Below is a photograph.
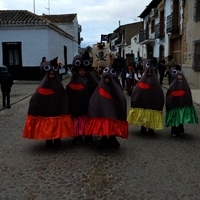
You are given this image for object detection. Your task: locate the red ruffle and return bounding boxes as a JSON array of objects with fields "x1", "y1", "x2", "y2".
[
  {"x1": 23, "y1": 115, "x2": 74, "y2": 140},
  {"x1": 83, "y1": 118, "x2": 128, "y2": 138}
]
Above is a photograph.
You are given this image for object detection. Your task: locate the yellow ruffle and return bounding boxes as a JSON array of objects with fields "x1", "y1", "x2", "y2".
[{"x1": 127, "y1": 108, "x2": 164, "y2": 130}]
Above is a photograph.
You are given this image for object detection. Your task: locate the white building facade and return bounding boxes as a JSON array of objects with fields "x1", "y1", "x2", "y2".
[{"x1": 0, "y1": 10, "x2": 80, "y2": 80}]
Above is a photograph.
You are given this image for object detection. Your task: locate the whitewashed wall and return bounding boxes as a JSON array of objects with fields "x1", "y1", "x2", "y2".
[
  {"x1": 0, "y1": 25, "x2": 77, "y2": 67},
  {"x1": 47, "y1": 28, "x2": 74, "y2": 64}
]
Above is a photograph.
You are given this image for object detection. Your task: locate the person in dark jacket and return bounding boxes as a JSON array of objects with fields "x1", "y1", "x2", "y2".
[
  {"x1": 113, "y1": 52, "x2": 125, "y2": 89},
  {"x1": 158, "y1": 56, "x2": 166, "y2": 85},
  {"x1": 0, "y1": 66, "x2": 13, "y2": 108}
]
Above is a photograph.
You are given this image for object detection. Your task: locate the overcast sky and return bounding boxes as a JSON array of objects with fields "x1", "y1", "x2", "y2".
[{"x1": 0, "y1": 0, "x2": 151, "y2": 47}]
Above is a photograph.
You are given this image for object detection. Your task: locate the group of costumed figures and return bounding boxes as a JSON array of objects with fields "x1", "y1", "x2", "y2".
[{"x1": 23, "y1": 51, "x2": 198, "y2": 149}]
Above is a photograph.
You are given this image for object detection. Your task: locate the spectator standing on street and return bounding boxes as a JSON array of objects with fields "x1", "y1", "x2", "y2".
[
  {"x1": 158, "y1": 56, "x2": 166, "y2": 85},
  {"x1": 125, "y1": 66, "x2": 134, "y2": 96},
  {"x1": 113, "y1": 52, "x2": 125, "y2": 89},
  {"x1": 66, "y1": 51, "x2": 98, "y2": 145},
  {"x1": 127, "y1": 60, "x2": 164, "y2": 135},
  {"x1": 165, "y1": 55, "x2": 176, "y2": 85},
  {"x1": 135, "y1": 56, "x2": 144, "y2": 72},
  {"x1": 150, "y1": 57, "x2": 158, "y2": 76},
  {"x1": 134, "y1": 66, "x2": 143, "y2": 86},
  {"x1": 0, "y1": 66, "x2": 13, "y2": 108},
  {"x1": 165, "y1": 68, "x2": 198, "y2": 137}
]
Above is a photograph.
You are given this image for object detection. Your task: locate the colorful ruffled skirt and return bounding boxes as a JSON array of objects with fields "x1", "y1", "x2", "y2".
[
  {"x1": 127, "y1": 108, "x2": 164, "y2": 130},
  {"x1": 23, "y1": 115, "x2": 74, "y2": 140},
  {"x1": 83, "y1": 117, "x2": 128, "y2": 138},
  {"x1": 73, "y1": 115, "x2": 87, "y2": 136},
  {"x1": 165, "y1": 106, "x2": 198, "y2": 127}
]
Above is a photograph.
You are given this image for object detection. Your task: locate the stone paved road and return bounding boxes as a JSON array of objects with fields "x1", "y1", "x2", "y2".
[{"x1": 0, "y1": 79, "x2": 200, "y2": 200}]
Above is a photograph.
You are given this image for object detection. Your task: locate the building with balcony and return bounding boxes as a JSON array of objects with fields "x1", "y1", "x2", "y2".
[
  {"x1": 137, "y1": 0, "x2": 199, "y2": 87},
  {"x1": 109, "y1": 21, "x2": 143, "y2": 59},
  {"x1": 181, "y1": 0, "x2": 200, "y2": 87}
]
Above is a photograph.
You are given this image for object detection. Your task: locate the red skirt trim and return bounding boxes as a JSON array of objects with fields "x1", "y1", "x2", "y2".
[
  {"x1": 23, "y1": 115, "x2": 74, "y2": 140},
  {"x1": 83, "y1": 118, "x2": 128, "y2": 138}
]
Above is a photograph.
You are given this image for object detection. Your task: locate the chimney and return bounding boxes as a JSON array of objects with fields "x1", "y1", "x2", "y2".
[{"x1": 119, "y1": 20, "x2": 120, "y2": 27}]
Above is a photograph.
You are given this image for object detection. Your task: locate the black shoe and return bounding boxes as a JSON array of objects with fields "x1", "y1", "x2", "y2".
[
  {"x1": 84, "y1": 135, "x2": 93, "y2": 145},
  {"x1": 178, "y1": 124, "x2": 184, "y2": 135},
  {"x1": 54, "y1": 138, "x2": 61, "y2": 148},
  {"x1": 108, "y1": 136, "x2": 120, "y2": 148},
  {"x1": 98, "y1": 136, "x2": 108, "y2": 149},
  {"x1": 171, "y1": 133, "x2": 177, "y2": 137},
  {"x1": 72, "y1": 136, "x2": 82, "y2": 145},
  {"x1": 171, "y1": 126, "x2": 179, "y2": 137},
  {"x1": 46, "y1": 139, "x2": 53, "y2": 148},
  {"x1": 148, "y1": 128, "x2": 155, "y2": 135},
  {"x1": 140, "y1": 126, "x2": 147, "y2": 134},
  {"x1": 7, "y1": 105, "x2": 11, "y2": 109}
]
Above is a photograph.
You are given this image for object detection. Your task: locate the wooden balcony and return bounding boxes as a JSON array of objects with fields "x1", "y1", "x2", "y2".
[
  {"x1": 155, "y1": 22, "x2": 165, "y2": 38},
  {"x1": 139, "y1": 29, "x2": 148, "y2": 43},
  {"x1": 138, "y1": 28, "x2": 155, "y2": 45},
  {"x1": 114, "y1": 39, "x2": 121, "y2": 45},
  {"x1": 166, "y1": 12, "x2": 179, "y2": 34}
]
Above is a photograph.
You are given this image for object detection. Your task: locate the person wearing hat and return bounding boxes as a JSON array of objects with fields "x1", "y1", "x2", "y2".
[{"x1": 0, "y1": 66, "x2": 13, "y2": 108}]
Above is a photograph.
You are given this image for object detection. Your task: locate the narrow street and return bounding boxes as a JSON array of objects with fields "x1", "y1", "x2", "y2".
[{"x1": 0, "y1": 77, "x2": 200, "y2": 200}]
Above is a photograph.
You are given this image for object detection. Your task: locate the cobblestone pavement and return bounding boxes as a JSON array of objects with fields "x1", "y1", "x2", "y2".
[{"x1": 0, "y1": 77, "x2": 200, "y2": 200}]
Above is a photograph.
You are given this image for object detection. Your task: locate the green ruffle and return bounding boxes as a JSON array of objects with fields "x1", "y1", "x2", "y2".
[{"x1": 165, "y1": 106, "x2": 198, "y2": 127}]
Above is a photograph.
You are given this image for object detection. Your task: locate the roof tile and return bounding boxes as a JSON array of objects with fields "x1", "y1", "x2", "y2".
[
  {"x1": 0, "y1": 10, "x2": 48, "y2": 25},
  {"x1": 42, "y1": 13, "x2": 77, "y2": 23},
  {"x1": 0, "y1": 10, "x2": 77, "y2": 25}
]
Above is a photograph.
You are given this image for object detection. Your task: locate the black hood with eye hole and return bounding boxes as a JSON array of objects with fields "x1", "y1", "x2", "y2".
[
  {"x1": 131, "y1": 60, "x2": 164, "y2": 111},
  {"x1": 166, "y1": 70, "x2": 193, "y2": 110},
  {"x1": 72, "y1": 51, "x2": 92, "y2": 72}
]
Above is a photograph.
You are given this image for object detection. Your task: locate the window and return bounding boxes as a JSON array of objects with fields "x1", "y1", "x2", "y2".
[
  {"x1": 8, "y1": 49, "x2": 19, "y2": 65},
  {"x1": 194, "y1": 0, "x2": 200, "y2": 22},
  {"x1": 151, "y1": 19, "x2": 155, "y2": 33},
  {"x1": 2, "y1": 42, "x2": 22, "y2": 67},
  {"x1": 193, "y1": 40, "x2": 200, "y2": 70}
]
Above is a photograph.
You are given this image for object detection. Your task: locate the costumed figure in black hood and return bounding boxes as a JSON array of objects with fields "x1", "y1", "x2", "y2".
[
  {"x1": 127, "y1": 60, "x2": 164, "y2": 135},
  {"x1": 66, "y1": 51, "x2": 98, "y2": 144},
  {"x1": 23, "y1": 57, "x2": 74, "y2": 147},
  {"x1": 83, "y1": 64, "x2": 128, "y2": 148},
  {"x1": 165, "y1": 67, "x2": 198, "y2": 137}
]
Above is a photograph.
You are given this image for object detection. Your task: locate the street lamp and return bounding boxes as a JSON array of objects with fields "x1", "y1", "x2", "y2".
[{"x1": 134, "y1": 37, "x2": 139, "y2": 44}]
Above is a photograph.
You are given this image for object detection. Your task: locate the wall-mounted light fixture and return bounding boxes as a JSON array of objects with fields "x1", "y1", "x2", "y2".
[
  {"x1": 155, "y1": 38, "x2": 161, "y2": 45},
  {"x1": 134, "y1": 37, "x2": 139, "y2": 44}
]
